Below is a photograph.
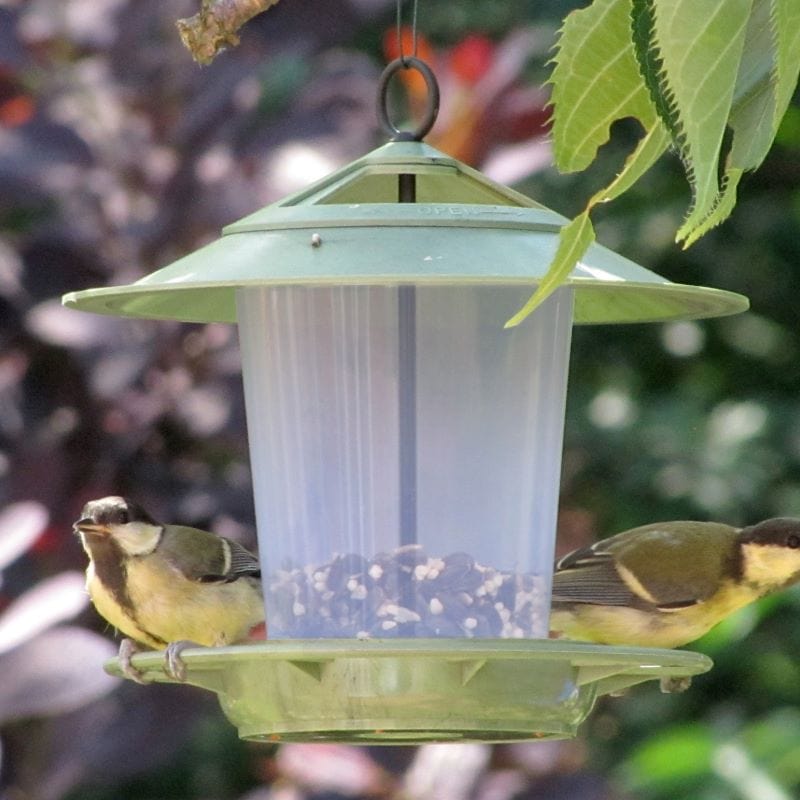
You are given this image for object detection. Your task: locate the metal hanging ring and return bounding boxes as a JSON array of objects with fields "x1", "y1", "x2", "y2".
[{"x1": 377, "y1": 56, "x2": 440, "y2": 142}]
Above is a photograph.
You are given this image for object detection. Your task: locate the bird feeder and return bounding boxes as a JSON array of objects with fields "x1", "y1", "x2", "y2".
[{"x1": 63, "y1": 58, "x2": 746, "y2": 743}]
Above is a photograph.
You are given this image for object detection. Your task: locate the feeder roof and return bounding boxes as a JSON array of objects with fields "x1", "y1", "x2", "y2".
[{"x1": 63, "y1": 140, "x2": 748, "y2": 325}]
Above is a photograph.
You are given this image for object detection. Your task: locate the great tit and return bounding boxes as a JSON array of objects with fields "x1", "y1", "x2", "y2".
[
  {"x1": 550, "y1": 517, "x2": 800, "y2": 648},
  {"x1": 74, "y1": 496, "x2": 265, "y2": 683}
]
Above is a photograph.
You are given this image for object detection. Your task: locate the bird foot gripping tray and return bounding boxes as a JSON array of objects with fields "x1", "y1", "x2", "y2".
[{"x1": 105, "y1": 640, "x2": 711, "y2": 743}]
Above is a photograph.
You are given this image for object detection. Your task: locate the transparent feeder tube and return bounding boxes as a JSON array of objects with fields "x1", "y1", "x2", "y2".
[{"x1": 237, "y1": 285, "x2": 574, "y2": 639}]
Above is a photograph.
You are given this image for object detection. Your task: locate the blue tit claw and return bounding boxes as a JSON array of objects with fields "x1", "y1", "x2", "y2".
[
  {"x1": 118, "y1": 638, "x2": 150, "y2": 684},
  {"x1": 164, "y1": 640, "x2": 203, "y2": 681}
]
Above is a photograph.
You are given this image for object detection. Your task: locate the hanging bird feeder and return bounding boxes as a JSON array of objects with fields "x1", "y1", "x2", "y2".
[{"x1": 63, "y1": 54, "x2": 746, "y2": 743}]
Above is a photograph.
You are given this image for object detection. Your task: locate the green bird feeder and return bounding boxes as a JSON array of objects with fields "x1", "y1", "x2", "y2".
[{"x1": 63, "y1": 57, "x2": 746, "y2": 743}]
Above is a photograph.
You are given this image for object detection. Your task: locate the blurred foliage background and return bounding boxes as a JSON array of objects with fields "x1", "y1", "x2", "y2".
[{"x1": 1, "y1": 1, "x2": 800, "y2": 798}]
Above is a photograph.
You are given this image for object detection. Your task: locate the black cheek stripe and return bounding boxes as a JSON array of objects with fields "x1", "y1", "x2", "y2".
[{"x1": 88, "y1": 539, "x2": 168, "y2": 647}]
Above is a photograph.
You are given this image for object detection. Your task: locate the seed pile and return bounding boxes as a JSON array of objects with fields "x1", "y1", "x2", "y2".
[{"x1": 266, "y1": 545, "x2": 548, "y2": 638}]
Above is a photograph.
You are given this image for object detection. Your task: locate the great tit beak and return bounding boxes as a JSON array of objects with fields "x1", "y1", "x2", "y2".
[{"x1": 74, "y1": 517, "x2": 108, "y2": 536}]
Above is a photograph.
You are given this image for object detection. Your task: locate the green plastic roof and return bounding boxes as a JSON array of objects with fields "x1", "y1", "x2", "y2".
[{"x1": 63, "y1": 141, "x2": 748, "y2": 325}]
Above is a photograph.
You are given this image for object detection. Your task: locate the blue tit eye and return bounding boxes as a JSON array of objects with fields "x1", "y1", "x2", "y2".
[{"x1": 787, "y1": 534, "x2": 800, "y2": 549}]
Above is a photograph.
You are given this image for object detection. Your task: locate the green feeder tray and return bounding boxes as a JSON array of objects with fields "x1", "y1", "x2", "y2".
[{"x1": 105, "y1": 639, "x2": 712, "y2": 743}]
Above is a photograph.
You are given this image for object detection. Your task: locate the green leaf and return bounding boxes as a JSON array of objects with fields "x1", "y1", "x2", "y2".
[
  {"x1": 549, "y1": 0, "x2": 660, "y2": 174},
  {"x1": 535, "y1": 0, "x2": 800, "y2": 324},
  {"x1": 730, "y1": 0, "x2": 778, "y2": 167},
  {"x1": 506, "y1": 119, "x2": 669, "y2": 327},
  {"x1": 504, "y1": 214, "x2": 595, "y2": 328},
  {"x1": 641, "y1": 0, "x2": 752, "y2": 242},
  {"x1": 680, "y1": 166, "x2": 745, "y2": 248},
  {"x1": 589, "y1": 119, "x2": 671, "y2": 205},
  {"x1": 679, "y1": 0, "x2": 800, "y2": 245},
  {"x1": 510, "y1": 0, "x2": 672, "y2": 327},
  {"x1": 631, "y1": 0, "x2": 680, "y2": 139},
  {"x1": 742, "y1": 709, "x2": 800, "y2": 784},
  {"x1": 679, "y1": 0, "x2": 771, "y2": 246},
  {"x1": 772, "y1": 0, "x2": 800, "y2": 127},
  {"x1": 620, "y1": 723, "x2": 715, "y2": 792}
]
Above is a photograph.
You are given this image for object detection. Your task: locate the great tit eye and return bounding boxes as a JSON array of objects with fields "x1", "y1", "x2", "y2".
[
  {"x1": 110, "y1": 508, "x2": 129, "y2": 524},
  {"x1": 787, "y1": 534, "x2": 800, "y2": 549}
]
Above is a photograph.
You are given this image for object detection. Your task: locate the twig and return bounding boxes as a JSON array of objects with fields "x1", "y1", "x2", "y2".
[{"x1": 177, "y1": 0, "x2": 282, "y2": 65}]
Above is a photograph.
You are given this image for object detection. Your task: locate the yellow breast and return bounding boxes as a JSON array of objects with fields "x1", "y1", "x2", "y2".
[
  {"x1": 87, "y1": 556, "x2": 264, "y2": 650},
  {"x1": 549, "y1": 581, "x2": 761, "y2": 648},
  {"x1": 86, "y1": 562, "x2": 164, "y2": 648}
]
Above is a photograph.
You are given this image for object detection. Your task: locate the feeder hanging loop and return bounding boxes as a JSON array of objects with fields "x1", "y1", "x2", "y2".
[{"x1": 377, "y1": 56, "x2": 440, "y2": 142}]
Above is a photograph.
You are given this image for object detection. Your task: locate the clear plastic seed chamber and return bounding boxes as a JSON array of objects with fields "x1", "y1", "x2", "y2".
[
  {"x1": 237, "y1": 281, "x2": 572, "y2": 642},
  {"x1": 63, "y1": 139, "x2": 746, "y2": 743}
]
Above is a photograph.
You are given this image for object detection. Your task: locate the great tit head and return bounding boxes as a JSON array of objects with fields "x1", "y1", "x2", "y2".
[
  {"x1": 74, "y1": 496, "x2": 163, "y2": 557},
  {"x1": 738, "y1": 517, "x2": 800, "y2": 589}
]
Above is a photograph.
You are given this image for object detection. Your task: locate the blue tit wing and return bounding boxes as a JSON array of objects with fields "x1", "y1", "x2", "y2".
[{"x1": 552, "y1": 543, "x2": 651, "y2": 608}]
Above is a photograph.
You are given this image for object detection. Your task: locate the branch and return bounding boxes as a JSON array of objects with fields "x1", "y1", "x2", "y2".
[{"x1": 177, "y1": 0, "x2": 282, "y2": 65}]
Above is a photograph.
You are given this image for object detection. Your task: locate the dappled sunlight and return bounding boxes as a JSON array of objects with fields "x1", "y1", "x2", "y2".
[
  {"x1": 264, "y1": 141, "x2": 341, "y2": 197},
  {"x1": 707, "y1": 400, "x2": 768, "y2": 453},
  {"x1": 588, "y1": 387, "x2": 638, "y2": 430},
  {"x1": 661, "y1": 320, "x2": 705, "y2": 358}
]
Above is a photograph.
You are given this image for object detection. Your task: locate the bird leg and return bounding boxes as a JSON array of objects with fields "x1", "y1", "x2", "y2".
[
  {"x1": 164, "y1": 640, "x2": 204, "y2": 681},
  {"x1": 118, "y1": 638, "x2": 150, "y2": 684}
]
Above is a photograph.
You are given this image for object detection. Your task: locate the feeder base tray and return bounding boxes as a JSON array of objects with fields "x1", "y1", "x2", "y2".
[{"x1": 105, "y1": 639, "x2": 712, "y2": 744}]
